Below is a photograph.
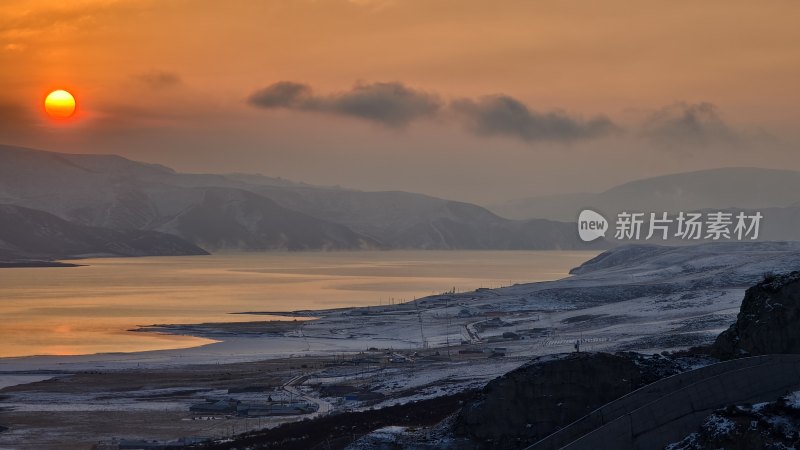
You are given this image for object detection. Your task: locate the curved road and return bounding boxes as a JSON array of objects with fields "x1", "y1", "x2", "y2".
[
  {"x1": 528, "y1": 354, "x2": 800, "y2": 450},
  {"x1": 282, "y1": 373, "x2": 333, "y2": 418}
]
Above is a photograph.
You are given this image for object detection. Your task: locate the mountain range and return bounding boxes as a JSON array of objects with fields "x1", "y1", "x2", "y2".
[
  {"x1": 489, "y1": 167, "x2": 800, "y2": 223},
  {"x1": 0, "y1": 203, "x2": 208, "y2": 263},
  {"x1": 3, "y1": 144, "x2": 797, "y2": 263},
  {"x1": 0, "y1": 144, "x2": 601, "y2": 261}
]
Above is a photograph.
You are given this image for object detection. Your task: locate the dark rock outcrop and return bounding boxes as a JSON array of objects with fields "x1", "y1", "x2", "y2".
[
  {"x1": 452, "y1": 352, "x2": 685, "y2": 449},
  {"x1": 665, "y1": 393, "x2": 800, "y2": 450},
  {"x1": 712, "y1": 271, "x2": 800, "y2": 359}
]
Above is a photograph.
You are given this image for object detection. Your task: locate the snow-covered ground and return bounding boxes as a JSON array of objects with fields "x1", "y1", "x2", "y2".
[
  {"x1": 3, "y1": 242, "x2": 800, "y2": 374},
  {"x1": 665, "y1": 388, "x2": 800, "y2": 449},
  {"x1": 3, "y1": 242, "x2": 800, "y2": 448}
]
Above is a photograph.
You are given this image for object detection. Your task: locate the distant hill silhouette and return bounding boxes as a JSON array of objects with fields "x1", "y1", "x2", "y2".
[
  {"x1": 0, "y1": 203, "x2": 207, "y2": 263},
  {"x1": 0, "y1": 144, "x2": 603, "y2": 251},
  {"x1": 490, "y1": 167, "x2": 800, "y2": 222}
]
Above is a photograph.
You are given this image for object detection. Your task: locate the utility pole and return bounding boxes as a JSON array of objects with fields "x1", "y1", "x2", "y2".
[
  {"x1": 445, "y1": 296, "x2": 451, "y2": 359},
  {"x1": 299, "y1": 321, "x2": 310, "y2": 351},
  {"x1": 414, "y1": 300, "x2": 426, "y2": 349}
]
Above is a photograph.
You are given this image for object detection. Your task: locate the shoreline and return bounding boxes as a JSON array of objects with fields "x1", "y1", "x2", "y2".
[
  {"x1": 0, "y1": 260, "x2": 83, "y2": 268},
  {"x1": 0, "y1": 250, "x2": 596, "y2": 366},
  {"x1": 1, "y1": 242, "x2": 796, "y2": 374},
  {"x1": 0, "y1": 314, "x2": 328, "y2": 370},
  {"x1": 2, "y1": 243, "x2": 799, "y2": 448},
  {"x1": 0, "y1": 248, "x2": 599, "y2": 270}
]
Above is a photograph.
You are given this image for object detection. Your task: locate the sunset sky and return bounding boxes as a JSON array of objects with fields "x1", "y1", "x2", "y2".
[{"x1": 2, "y1": 0, "x2": 799, "y2": 204}]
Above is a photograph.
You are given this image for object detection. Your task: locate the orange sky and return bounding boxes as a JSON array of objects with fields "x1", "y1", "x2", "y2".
[{"x1": 2, "y1": 0, "x2": 799, "y2": 203}]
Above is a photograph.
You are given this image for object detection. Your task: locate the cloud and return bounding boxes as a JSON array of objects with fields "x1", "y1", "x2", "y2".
[
  {"x1": 248, "y1": 81, "x2": 621, "y2": 143},
  {"x1": 641, "y1": 102, "x2": 741, "y2": 149},
  {"x1": 0, "y1": 1, "x2": 145, "y2": 40},
  {"x1": 248, "y1": 81, "x2": 442, "y2": 128},
  {"x1": 248, "y1": 81, "x2": 312, "y2": 108},
  {"x1": 451, "y1": 95, "x2": 619, "y2": 142},
  {"x1": 136, "y1": 70, "x2": 182, "y2": 89}
]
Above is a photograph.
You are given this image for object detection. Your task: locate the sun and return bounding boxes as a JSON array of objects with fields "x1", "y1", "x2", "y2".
[{"x1": 44, "y1": 90, "x2": 76, "y2": 119}]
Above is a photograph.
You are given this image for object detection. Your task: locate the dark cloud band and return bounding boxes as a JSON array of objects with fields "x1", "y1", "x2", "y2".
[
  {"x1": 451, "y1": 95, "x2": 619, "y2": 142},
  {"x1": 248, "y1": 81, "x2": 620, "y2": 141},
  {"x1": 641, "y1": 102, "x2": 740, "y2": 148},
  {"x1": 248, "y1": 81, "x2": 442, "y2": 128}
]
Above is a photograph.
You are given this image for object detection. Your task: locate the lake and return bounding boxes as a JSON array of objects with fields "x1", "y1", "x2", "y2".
[{"x1": 0, "y1": 250, "x2": 597, "y2": 358}]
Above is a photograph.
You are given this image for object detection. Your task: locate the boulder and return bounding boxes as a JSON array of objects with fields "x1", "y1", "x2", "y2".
[{"x1": 713, "y1": 271, "x2": 800, "y2": 359}]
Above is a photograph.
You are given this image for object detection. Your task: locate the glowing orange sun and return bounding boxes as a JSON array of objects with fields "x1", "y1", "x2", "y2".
[{"x1": 44, "y1": 89, "x2": 76, "y2": 118}]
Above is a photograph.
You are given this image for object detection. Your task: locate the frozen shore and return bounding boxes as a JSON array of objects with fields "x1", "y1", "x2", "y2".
[
  {"x1": 3, "y1": 242, "x2": 800, "y2": 448},
  {"x1": 4, "y1": 242, "x2": 798, "y2": 374}
]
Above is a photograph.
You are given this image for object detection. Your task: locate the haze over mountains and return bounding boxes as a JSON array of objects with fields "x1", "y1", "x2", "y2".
[
  {"x1": 0, "y1": 204, "x2": 208, "y2": 264},
  {"x1": 0, "y1": 144, "x2": 600, "y2": 260},
  {"x1": 490, "y1": 167, "x2": 800, "y2": 222},
  {"x1": 2, "y1": 144, "x2": 799, "y2": 262}
]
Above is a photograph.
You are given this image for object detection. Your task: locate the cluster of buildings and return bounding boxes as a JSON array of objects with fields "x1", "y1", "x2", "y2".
[{"x1": 189, "y1": 397, "x2": 317, "y2": 417}]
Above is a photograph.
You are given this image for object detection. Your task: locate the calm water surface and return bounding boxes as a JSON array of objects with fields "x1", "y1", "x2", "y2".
[{"x1": 0, "y1": 251, "x2": 597, "y2": 358}]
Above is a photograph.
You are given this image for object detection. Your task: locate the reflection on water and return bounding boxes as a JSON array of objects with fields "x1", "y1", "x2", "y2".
[{"x1": 0, "y1": 250, "x2": 597, "y2": 358}]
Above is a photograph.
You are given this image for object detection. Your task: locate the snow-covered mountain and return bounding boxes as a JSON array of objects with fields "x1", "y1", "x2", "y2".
[
  {"x1": 0, "y1": 144, "x2": 600, "y2": 251},
  {"x1": 490, "y1": 167, "x2": 800, "y2": 222},
  {"x1": 153, "y1": 187, "x2": 378, "y2": 251},
  {"x1": 0, "y1": 204, "x2": 207, "y2": 262}
]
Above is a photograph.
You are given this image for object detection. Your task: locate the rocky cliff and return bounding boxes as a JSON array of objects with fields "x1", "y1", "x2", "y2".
[
  {"x1": 712, "y1": 271, "x2": 800, "y2": 359},
  {"x1": 665, "y1": 390, "x2": 800, "y2": 449}
]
